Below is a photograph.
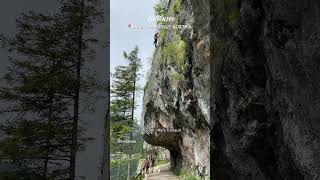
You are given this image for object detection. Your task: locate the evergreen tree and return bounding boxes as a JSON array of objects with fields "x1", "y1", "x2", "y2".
[
  {"x1": 0, "y1": 11, "x2": 75, "y2": 179},
  {"x1": 110, "y1": 46, "x2": 141, "y2": 180},
  {"x1": 0, "y1": 0, "x2": 103, "y2": 179},
  {"x1": 58, "y1": 0, "x2": 103, "y2": 178}
]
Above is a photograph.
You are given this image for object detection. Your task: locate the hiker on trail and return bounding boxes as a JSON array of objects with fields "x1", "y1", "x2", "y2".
[
  {"x1": 154, "y1": 32, "x2": 159, "y2": 48},
  {"x1": 151, "y1": 156, "x2": 156, "y2": 173},
  {"x1": 144, "y1": 157, "x2": 150, "y2": 175}
]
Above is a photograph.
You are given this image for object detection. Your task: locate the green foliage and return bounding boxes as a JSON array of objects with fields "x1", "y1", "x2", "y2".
[
  {"x1": 164, "y1": 42, "x2": 176, "y2": 64},
  {"x1": 154, "y1": 2, "x2": 167, "y2": 16},
  {"x1": 177, "y1": 39, "x2": 186, "y2": 71},
  {"x1": 111, "y1": 124, "x2": 132, "y2": 141},
  {"x1": 172, "y1": 167, "x2": 204, "y2": 180},
  {"x1": 0, "y1": 0, "x2": 103, "y2": 177},
  {"x1": 111, "y1": 153, "x2": 143, "y2": 179},
  {"x1": 110, "y1": 46, "x2": 143, "y2": 180},
  {"x1": 179, "y1": 169, "x2": 203, "y2": 180},
  {"x1": 172, "y1": 166, "x2": 180, "y2": 176},
  {"x1": 111, "y1": 46, "x2": 141, "y2": 127},
  {"x1": 163, "y1": 38, "x2": 186, "y2": 72},
  {"x1": 160, "y1": 29, "x2": 167, "y2": 38},
  {"x1": 173, "y1": 0, "x2": 182, "y2": 14},
  {"x1": 159, "y1": 29, "x2": 167, "y2": 43},
  {"x1": 155, "y1": 159, "x2": 168, "y2": 166},
  {"x1": 171, "y1": 71, "x2": 181, "y2": 87}
]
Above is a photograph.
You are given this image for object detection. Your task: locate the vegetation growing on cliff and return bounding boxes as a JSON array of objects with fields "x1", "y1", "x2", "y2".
[
  {"x1": 159, "y1": 29, "x2": 168, "y2": 42},
  {"x1": 171, "y1": 71, "x2": 181, "y2": 87},
  {"x1": 173, "y1": 167, "x2": 208, "y2": 180},
  {"x1": 173, "y1": 0, "x2": 182, "y2": 14},
  {"x1": 163, "y1": 38, "x2": 186, "y2": 72},
  {"x1": 142, "y1": 0, "x2": 210, "y2": 179},
  {"x1": 154, "y1": 0, "x2": 169, "y2": 16},
  {"x1": 177, "y1": 39, "x2": 186, "y2": 71}
]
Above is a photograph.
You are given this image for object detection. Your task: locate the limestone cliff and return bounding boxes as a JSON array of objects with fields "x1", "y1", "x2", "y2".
[
  {"x1": 211, "y1": 0, "x2": 320, "y2": 179},
  {"x1": 143, "y1": 0, "x2": 320, "y2": 179},
  {"x1": 141, "y1": 0, "x2": 210, "y2": 177}
]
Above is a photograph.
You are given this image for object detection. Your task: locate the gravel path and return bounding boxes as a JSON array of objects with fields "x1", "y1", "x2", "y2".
[{"x1": 144, "y1": 163, "x2": 178, "y2": 180}]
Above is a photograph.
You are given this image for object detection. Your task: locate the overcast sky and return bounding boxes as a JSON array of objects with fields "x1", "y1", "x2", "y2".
[
  {"x1": 0, "y1": 1, "x2": 58, "y2": 76},
  {"x1": 110, "y1": 0, "x2": 158, "y2": 125}
]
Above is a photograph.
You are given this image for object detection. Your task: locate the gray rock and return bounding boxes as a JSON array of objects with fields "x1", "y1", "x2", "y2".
[
  {"x1": 211, "y1": 0, "x2": 320, "y2": 179},
  {"x1": 141, "y1": 0, "x2": 210, "y2": 177}
]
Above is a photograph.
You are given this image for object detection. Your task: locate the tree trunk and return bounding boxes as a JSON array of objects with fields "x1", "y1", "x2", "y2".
[
  {"x1": 127, "y1": 133, "x2": 133, "y2": 180},
  {"x1": 44, "y1": 58, "x2": 57, "y2": 178},
  {"x1": 100, "y1": 104, "x2": 110, "y2": 180},
  {"x1": 127, "y1": 64, "x2": 137, "y2": 180},
  {"x1": 70, "y1": 0, "x2": 85, "y2": 179}
]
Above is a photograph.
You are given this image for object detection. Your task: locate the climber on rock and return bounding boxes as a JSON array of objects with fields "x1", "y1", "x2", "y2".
[{"x1": 154, "y1": 32, "x2": 159, "y2": 48}]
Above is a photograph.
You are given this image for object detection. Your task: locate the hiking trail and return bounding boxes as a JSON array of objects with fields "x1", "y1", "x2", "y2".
[{"x1": 144, "y1": 163, "x2": 178, "y2": 180}]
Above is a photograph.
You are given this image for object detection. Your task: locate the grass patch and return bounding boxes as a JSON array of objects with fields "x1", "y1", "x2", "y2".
[
  {"x1": 179, "y1": 169, "x2": 202, "y2": 180},
  {"x1": 172, "y1": 166, "x2": 180, "y2": 176},
  {"x1": 172, "y1": 167, "x2": 206, "y2": 180},
  {"x1": 155, "y1": 159, "x2": 168, "y2": 166}
]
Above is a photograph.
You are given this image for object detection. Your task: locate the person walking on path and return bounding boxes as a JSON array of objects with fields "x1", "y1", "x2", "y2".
[
  {"x1": 151, "y1": 156, "x2": 156, "y2": 173},
  {"x1": 144, "y1": 157, "x2": 150, "y2": 175}
]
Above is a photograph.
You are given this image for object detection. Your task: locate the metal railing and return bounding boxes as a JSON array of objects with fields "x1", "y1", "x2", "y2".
[
  {"x1": 135, "y1": 172, "x2": 142, "y2": 180},
  {"x1": 135, "y1": 169, "x2": 144, "y2": 180}
]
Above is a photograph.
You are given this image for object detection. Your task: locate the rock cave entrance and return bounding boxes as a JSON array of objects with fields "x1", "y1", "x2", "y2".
[
  {"x1": 143, "y1": 132, "x2": 183, "y2": 171},
  {"x1": 168, "y1": 148, "x2": 182, "y2": 170}
]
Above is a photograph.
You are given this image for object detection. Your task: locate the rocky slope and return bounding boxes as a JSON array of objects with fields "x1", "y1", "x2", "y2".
[
  {"x1": 211, "y1": 0, "x2": 320, "y2": 179},
  {"x1": 141, "y1": 0, "x2": 210, "y2": 177}
]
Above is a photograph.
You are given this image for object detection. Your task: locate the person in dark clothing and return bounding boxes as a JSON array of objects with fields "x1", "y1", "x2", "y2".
[
  {"x1": 151, "y1": 156, "x2": 155, "y2": 173},
  {"x1": 154, "y1": 32, "x2": 159, "y2": 48},
  {"x1": 144, "y1": 157, "x2": 150, "y2": 175}
]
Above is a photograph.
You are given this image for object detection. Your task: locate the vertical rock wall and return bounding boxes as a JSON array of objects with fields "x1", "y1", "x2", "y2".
[
  {"x1": 211, "y1": 0, "x2": 320, "y2": 179},
  {"x1": 141, "y1": 0, "x2": 210, "y2": 177}
]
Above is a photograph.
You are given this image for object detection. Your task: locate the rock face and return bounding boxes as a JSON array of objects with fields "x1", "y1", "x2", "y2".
[
  {"x1": 143, "y1": 0, "x2": 320, "y2": 179},
  {"x1": 141, "y1": 0, "x2": 210, "y2": 177},
  {"x1": 211, "y1": 0, "x2": 320, "y2": 179},
  {"x1": 143, "y1": 143, "x2": 170, "y2": 161}
]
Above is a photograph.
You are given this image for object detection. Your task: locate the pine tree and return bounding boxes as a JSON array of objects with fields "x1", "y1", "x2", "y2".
[
  {"x1": 110, "y1": 46, "x2": 141, "y2": 180},
  {"x1": 0, "y1": 11, "x2": 75, "y2": 179},
  {"x1": 45, "y1": 0, "x2": 103, "y2": 178},
  {"x1": 124, "y1": 47, "x2": 141, "y2": 180},
  {"x1": 0, "y1": 0, "x2": 103, "y2": 179}
]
